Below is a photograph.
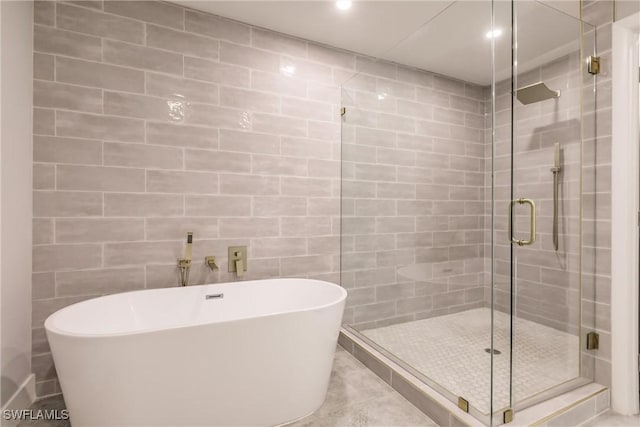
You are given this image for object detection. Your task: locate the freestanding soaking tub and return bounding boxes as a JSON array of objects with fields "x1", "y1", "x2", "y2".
[{"x1": 45, "y1": 278, "x2": 347, "y2": 427}]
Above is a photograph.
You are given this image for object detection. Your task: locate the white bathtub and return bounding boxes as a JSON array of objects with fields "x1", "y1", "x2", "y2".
[{"x1": 45, "y1": 278, "x2": 347, "y2": 427}]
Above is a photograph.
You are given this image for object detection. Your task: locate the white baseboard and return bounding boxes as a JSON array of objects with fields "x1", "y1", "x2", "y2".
[{"x1": 1, "y1": 373, "x2": 35, "y2": 415}]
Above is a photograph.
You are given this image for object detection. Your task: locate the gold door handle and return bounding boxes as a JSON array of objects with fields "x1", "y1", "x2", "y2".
[{"x1": 508, "y1": 198, "x2": 536, "y2": 246}]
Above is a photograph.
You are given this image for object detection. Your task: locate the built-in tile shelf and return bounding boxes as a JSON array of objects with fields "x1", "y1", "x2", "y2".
[{"x1": 338, "y1": 328, "x2": 609, "y2": 427}]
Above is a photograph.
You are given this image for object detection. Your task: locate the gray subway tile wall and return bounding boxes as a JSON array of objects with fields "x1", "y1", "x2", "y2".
[
  {"x1": 32, "y1": 0, "x2": 342, "y2": 395},
  {"x1": 341, "y1": 66, "x2": 488, "y2": 330},
  {"x1": 30, "y1": 0, "x2": 612, "y2": 398}
]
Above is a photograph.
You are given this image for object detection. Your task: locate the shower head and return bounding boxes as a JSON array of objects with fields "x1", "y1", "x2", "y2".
[{"x1": 516, "y1": 82, "x2": 561, "y2": 105}]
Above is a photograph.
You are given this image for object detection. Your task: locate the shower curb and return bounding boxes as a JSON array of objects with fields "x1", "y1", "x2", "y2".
[
  {"x1": 339, "y1": 328, "x2": 483, "y2": 427},
  {"x1": 338, "y1": 328, "x2": 608, "y2": 427}
]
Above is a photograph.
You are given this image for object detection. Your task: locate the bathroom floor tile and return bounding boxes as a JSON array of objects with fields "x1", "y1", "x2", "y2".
[
  {"x1": 582, "y1": 411, "x2": 640, "y2": 427},
  {"x1": 292, "y1": 392, "x2": 438, "y2": 427},
  {"x1": 288, "y1": 348, "x2": 436, "y2": 426},
  {"x1": 17, "y1": 395, "x2": 70, "y2": 427},
  {"x1": 19, "y1": 348, "x2": 436, "y2": 427}
]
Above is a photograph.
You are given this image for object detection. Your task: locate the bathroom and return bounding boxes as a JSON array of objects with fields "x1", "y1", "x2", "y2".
[{"x1": 0, "y1": 0, "x2": 639, "y2": 426}]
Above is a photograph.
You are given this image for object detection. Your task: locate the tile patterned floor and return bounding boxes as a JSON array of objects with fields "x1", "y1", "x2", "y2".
[
  {"x1": 363, "y1": 307, "x2": 579, "y2": 415},
  {"x1": 15, "y1": 395, "x2": 69, "y2": 427},
  {"x1": 583, "y1": 411, "x2": 640, "y2": 427},
  {"x1": 288, "y1": 347, "x2": 436, "y2": 427},
  {"x1": 17, "y1": 347, "x2": 436, "y2": 427}
]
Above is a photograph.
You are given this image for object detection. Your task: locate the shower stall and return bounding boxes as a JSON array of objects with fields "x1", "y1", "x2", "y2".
[{"x1": 339, "y1": 1, "x2": 597, "y2": 425}]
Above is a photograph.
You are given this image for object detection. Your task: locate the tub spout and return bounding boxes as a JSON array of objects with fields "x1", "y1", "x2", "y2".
[{"x1": 205, "y1": 256, "x2": 219, "y2": 271}]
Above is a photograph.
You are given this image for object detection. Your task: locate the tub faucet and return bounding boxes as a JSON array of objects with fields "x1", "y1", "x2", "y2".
[
  {"x1": 178, "y1": 232, "x2": 193, "y2": 286},
  {"x1": 205, "y1": 256, "x2": 219, "y2": 271}
]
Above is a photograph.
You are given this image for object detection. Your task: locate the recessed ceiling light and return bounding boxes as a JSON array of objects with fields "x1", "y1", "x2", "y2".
[
  {"x1": 485, "y1": 28, "x2": 503, "y2": 39},
  {"x1": 336, "y1": 1, "x2": 352, "y2": 11}
]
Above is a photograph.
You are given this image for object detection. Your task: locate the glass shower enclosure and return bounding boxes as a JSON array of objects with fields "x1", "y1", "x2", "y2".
[{"x1": 339, "y1": 1, "x2": 596, "y2": 425}]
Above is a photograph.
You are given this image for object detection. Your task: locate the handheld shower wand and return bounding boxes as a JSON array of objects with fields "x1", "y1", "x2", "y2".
[
  {"x1": 178, "y1": 232, "x2": 193, "y2": 286},
  {"x1": 551, "y1": 143, "x2": 561, "y2": 251}
]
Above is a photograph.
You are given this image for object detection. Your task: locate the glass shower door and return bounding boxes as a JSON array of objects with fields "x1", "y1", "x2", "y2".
[
  {"x1": 339, "y1": 1, "x2": 595, "y2": 425},
  {"x1": 504, "y1": 1, "x2": 596, "y2": 418},
  {"x1": 340, "y1": 1, "x2": 505, "y2": 424}
]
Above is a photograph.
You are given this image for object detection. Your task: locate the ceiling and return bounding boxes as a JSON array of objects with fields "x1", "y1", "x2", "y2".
[{"x1": 176, "y1": 1, "x2": 587, "y2": 85}]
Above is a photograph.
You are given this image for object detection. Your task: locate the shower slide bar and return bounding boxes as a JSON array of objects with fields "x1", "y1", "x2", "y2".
[{"x1": 551, "y1": 143, "x2": 561, "y2": 251}]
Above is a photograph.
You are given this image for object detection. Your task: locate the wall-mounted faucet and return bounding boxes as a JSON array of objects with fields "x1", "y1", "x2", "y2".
[
  {"x1": 178, "y1": 232, "x2": 193, "y2": 286},
  {"x1": 205, "y1": 256, "x2": 219, "y2": 271}
]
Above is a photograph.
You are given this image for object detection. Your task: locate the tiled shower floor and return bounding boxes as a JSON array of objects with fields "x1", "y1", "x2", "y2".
[{"x1": 362, "y1": 307, "x2": 579, "y2": 415}]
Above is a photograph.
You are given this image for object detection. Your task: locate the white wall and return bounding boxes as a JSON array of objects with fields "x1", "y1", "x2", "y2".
[
  {"x1": 611, "y1": 10, "x2": 640, "y2": 416},
  {"x1": 0, "y1": 0, "x2": 34, "y2": 409}
]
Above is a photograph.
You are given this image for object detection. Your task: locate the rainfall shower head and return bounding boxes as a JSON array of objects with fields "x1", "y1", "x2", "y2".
[{"x1": 516, "y1": 82, "x2": 561, "y2": 105}]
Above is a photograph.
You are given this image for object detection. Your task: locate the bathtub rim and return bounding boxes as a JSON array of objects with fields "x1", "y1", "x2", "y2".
[{"x1": 45, "y1": 278, "x2": 347, "y2": 339}]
